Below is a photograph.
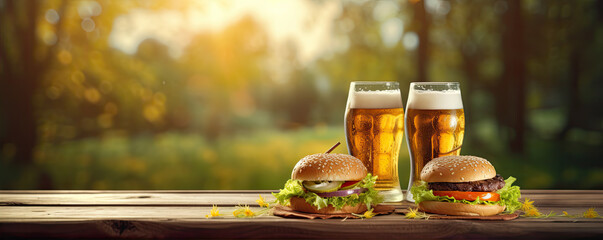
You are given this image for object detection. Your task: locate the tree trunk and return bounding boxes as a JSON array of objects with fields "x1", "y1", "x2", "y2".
[
  {"x1": 0, "y1": 1, "x2": 40, "y2": 164},
  {"x1": 461, "y1": 52, "x2": 478, "y2": 146},
  {"x1": 501, "y1": 0, "x2": 526, "y2": 153},
  {"x1": 1, "y1": 78, "x2": 38, "y2": 164},
  {"x1": 1, "y1": 0, "x2": 66, "y2": 165},
  {"x1": 557, "y1": 51, "x2": 581, "y2": 139}
]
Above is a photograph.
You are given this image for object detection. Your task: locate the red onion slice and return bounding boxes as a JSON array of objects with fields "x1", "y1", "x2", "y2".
[{"x1": 315, "y1": 188, "x2": 367, "y2": 198}]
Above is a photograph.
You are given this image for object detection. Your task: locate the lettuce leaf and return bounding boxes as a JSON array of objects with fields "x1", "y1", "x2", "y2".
[
  {"x1": 272, "y1": 174, "x2": 383, "y2": 210},
  {"x1": 410, "y1": 176, "x2": 522, "y2": 213},
  {"x1": 497, "y1": 177, "x2": 522, "y2": 213}
]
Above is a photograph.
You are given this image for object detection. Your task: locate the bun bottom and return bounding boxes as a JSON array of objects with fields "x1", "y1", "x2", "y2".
[
  {"x1": 289, "y1": 197, "x2": 367, "y2": 214},
  {"x1": 418, "y1": 201, "x2": 505, "y2": 216}
]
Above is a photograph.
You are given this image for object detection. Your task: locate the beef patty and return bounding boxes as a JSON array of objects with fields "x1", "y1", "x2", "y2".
[{"x1": 428, "y1": 174, "x2": 505, "y2": 192}]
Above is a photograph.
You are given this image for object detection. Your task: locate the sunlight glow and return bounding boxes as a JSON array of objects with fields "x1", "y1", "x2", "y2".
[
  {"x1": 45, "y1": 9, "x2": 60, "y2": 24},
  {"x1": 403, "y1": 32, "x2": 419, "y2": 50},
  {"x1": 108, "y1": 0, "x2": 340, "y2": 64},
  {"x1": 381, "y1": 18, "x2": 404, "y2": 48}
]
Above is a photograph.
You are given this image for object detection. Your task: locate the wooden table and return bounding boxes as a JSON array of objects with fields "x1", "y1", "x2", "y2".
[{"x1": 1, "y1": 190, "x2": 602, "y2": 239}]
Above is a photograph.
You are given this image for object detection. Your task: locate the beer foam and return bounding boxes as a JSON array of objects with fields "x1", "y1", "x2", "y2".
[
  {"x1": 407, "y1": 90, "x2": 463, "y2": 110},
  {"x1": 348, "y1": 90, "x2": 403, "y2": 109}
]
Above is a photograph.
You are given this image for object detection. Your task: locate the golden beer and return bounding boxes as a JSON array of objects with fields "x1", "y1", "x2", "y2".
[
  {"x1": 406, "y1": 108, "x2": 465, "y2": 184},
  {"x1": 345, "y1": 81, "x2": 404, "y2": 202},
  {"x1": 404, "y1": 82, "x2": 464, "y2": 202},
  {"x1": 345, "y1": 108, "x2": 404, "y2": 190}
]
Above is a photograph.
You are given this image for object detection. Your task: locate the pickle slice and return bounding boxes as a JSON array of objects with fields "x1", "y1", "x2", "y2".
[{"x1": 303, "y1": 181, "x2": 344, "y2": 193}]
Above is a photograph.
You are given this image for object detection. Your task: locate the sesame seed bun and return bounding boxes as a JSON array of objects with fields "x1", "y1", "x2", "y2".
[
  {"x1": 418, "y1": 201, "x2": 506, "y2": 216},
  {"x1": 291, "y1": 153, "x2": 367, "y2": 181},
  {"x1": 420, "y1": 155, "x2": 496, "y2": 183},
  {"x1": 290, "y1": 197, "x2": 368, "y2": 214}
]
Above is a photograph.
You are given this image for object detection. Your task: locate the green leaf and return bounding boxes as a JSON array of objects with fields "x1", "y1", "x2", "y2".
[
  {"x1": 410, "y1": 176, "x2": 522, "y2": 213},
  {"x1": 496, "y1": 176, "x2": 522, "y2": 213},
  {"x1": 272, "y1": 179, "x2": 305, "y2": 206},
  {"x1": 272, "y1": 174, "x2": 383, "y2": 210}
]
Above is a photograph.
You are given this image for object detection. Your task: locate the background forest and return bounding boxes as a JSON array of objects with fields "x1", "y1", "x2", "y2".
[{"x1": 1, "y1": 0, "x2": 602, "y2": 190}]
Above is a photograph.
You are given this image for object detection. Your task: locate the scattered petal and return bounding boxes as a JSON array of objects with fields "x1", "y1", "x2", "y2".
[
  {"x1": 520, "y1": 198, "x2": 535, "y2": 211},
  {"x1": 352, "y1": 208, "x2": 376, "y2": 219},
  {"x1": 523, "y1": 208, "x2": 542, "y2": 217},
  {"x1": 233, "y1": 205, "x2": 257, "y2": 218},
  {"x1": 583, "y1": 208, "x2": 599, "y2": 218},
  {"x1": 205, "y1": 205, "x2": 222, "y2": 218},
  {"x1": 404, "y1": 207, "x2": 429, "y2": 219},
  {"x1": 232, "y1": 204, "x2": 272, "y2": 218},
  {"x1": 363, "y1": 209, "x2": 376, "y2": 219},
  {"x1": 256, "y1": 194, "x2": 269, "y2": 208}
]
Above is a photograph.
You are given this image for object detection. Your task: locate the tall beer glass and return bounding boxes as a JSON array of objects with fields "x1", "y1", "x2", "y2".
[
  {"x1": 345, "y1": 81, "x2": 404, "y2": 202},
  {"x1": 405, "y1": 82, "x2": 465, "y2": 202}
]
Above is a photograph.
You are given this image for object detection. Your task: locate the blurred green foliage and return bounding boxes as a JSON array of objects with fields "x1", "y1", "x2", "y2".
[
  {"x1": 1, "y1": 125, "x2": 601, "y2": 190},
  {"x1": 1, "y1": 127, "x2": 369, "y2": 190},
  {"x1": 1, "y1": 0, "x2": 602, "y2": 190}
]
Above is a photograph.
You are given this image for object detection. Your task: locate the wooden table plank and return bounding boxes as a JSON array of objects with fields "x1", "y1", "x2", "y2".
[
  {"x1": 0, "y1": 192, "x2": 278, "y2": 206},
  {"x1": 1, "y1": 205, "x2": 602, "y2": 222},
  {"x1": 2, "y1": 190, "x2": 602, "y2": 207},
  {"x1": 1, "y1": 212, "x2": 602, "y2": 239},
  {"x1": 513, "y1": 190, "x2": 603, "y2": 207},
  {"x1": 1, "y1": 190, "x2": 602, "y2": 239}
]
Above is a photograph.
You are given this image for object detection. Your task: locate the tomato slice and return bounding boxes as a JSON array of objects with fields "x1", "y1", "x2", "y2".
[
  {"x1": 433, "y1": 191, "x2": 500, "y2": 201},
  {"x1": 340, "y1": 180, "x2": 360, "y2": 189}
]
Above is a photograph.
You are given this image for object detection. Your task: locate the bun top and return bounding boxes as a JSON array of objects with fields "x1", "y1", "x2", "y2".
[
  {"x1": 420, "y1": 155, "x2": 496, "y2": 183},
  {"x1": 291, "y1": 153, "x2": 367, "y2": 181}
]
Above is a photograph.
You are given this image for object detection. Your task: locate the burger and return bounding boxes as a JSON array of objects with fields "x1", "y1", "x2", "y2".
[
  {"x1": 411, "y1": 155, "x2": 521, "y2": 216},
  {"x1": 273, "y1": 153, "x2": 382, "y2": 214}
]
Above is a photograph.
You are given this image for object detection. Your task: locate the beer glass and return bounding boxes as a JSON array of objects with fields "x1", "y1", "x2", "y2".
[
  {"x1": 345, "y1": 81, "x2": 404, "y2": 202},
  {"x1": 405, "y1": 82, "x2": 465, "y2": 202}
]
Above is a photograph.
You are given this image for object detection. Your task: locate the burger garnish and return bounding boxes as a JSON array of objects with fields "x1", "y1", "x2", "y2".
[
  {"x1": 273, "y1": 153, "x2": 382, "y2": 214},
  {"x1": 411, "y1": 155, "x2": 522, "y2": 216}
]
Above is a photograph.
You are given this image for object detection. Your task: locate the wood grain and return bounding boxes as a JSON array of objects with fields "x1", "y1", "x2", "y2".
[
  {"x1": 0, "y1": 192, "x2": 278, "y2": 206},
  {"x1": 2, "y1": 215, "x2": 602, "y2": 239},
  {"x1": 1, "y1": 190, "x2": 602, "y2": 239},
  {"x1": 2, "y1": 190, "x2": 602, "y2": 206},
  {"x1": 1, "y1": 205, "x2": 600, "y2": 222}
]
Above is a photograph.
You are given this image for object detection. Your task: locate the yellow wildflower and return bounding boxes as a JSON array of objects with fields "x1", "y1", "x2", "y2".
[
  {"x1": 583, "y1": 208, "x2": 599, "y2": 218},
  {"x1": 404, "y1": 207, "x2": 429, "y2": 219},
  {"x1": 351, "y1": 208, "x2": 376, "y2": 219},
  {"x1": 256, "y1": 195, "x2": 269, "y2": 208},
  {"x1": 520, "y1": 198, "x2": 535, "y2": 211},
  {"x1": 524, "y1": 207, "x2": 541, "y2": 217},
  {"x1": 205, "y1": 205, "x2": 222, "y2": 218},
  {"x1": 405, "y1": 208, "x2": 419, "y2": 219},
  {"x1": 244, "y1": 207, "x2": 255, "y2": 217},
  {"x1": 233, "y1": 205, "x2": 256, "y2": 218},
  {"x1": 363, "y1": 209, "x2": 376, "y2": 219},
  {"x1": 562, "y1": 211, "x2": 569, "y2": 217}
]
